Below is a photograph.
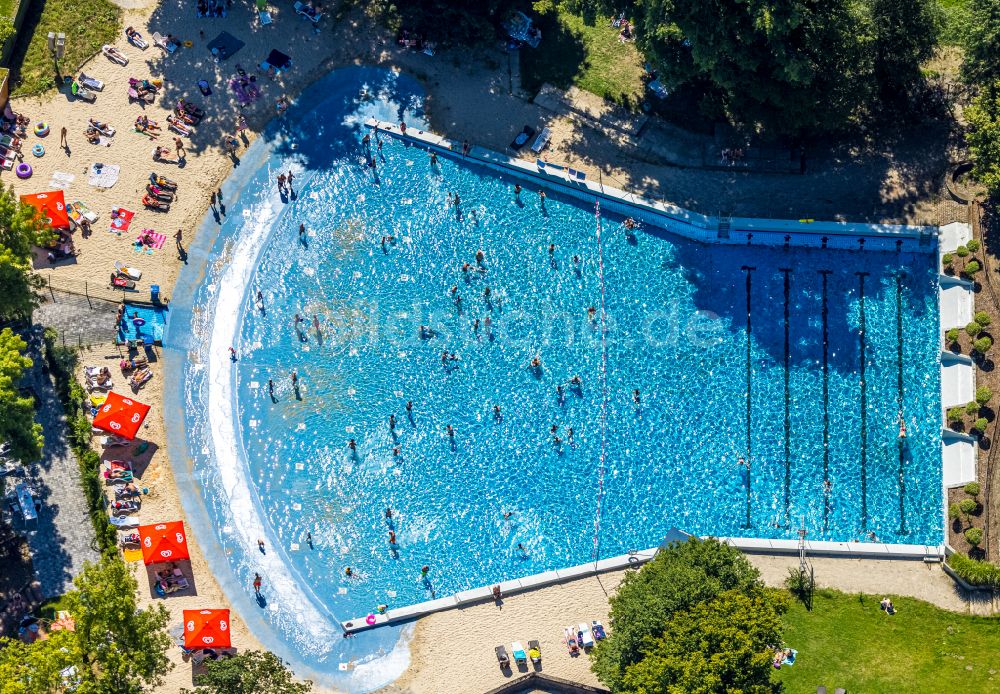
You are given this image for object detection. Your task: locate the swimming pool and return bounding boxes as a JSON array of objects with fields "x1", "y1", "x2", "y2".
[
  {"x1": 165, "y1": 67, "x2": 942, "y2": 689},
  {"x1": 117, "y1": 303, "x2": 167, "y2": 343}
]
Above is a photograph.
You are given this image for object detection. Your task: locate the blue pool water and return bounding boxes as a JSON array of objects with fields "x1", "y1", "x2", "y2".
[
  {"x1": 165, "y1": 67, "x2": 942, "y2": 688},
  {"x1": 117, "y1": 303, "x2": 167, "y2": 343}
]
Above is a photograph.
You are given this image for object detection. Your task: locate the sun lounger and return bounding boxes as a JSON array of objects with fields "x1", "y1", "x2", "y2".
[
  {"x1": 591, "y1": 620, "x2": 607, "y2": 640},
  {"x1": 127, "y1": 31, "x2": 148, "y2": 50},
  {"x1": 130, "y1": 368, "x2": 153, "y2": 389},
  {"x1": 102, "y1": 45, "x2": 128, "y2": 65},
  {"x1": 563, "y1": 626, "x2": 579, "y2": 655},
  {"x1": 816, "y1": 688, "x2": 827, "y2": 694},
  {"x1": 115, "y1": 261, "x2": 142, "y2": 280},
  {"x1": 509, "y1": 125, "x2": 536, "y2": 151},
  {"x1": 153, "y1": 32, "x2": 177, "y2": 53},
  {"x1": 511, "y1": 641, "x2": 527, "y2": 664},
  {"x1": 109, "y1": 514, "x2": 140, "y2": 528},
  {"x1": 578, "y1": 622, "x2": 595, "y2": 649},
  {"x1": 494, "y1": 645, "x2": 510, "y2": 669},
  {"x1": 527, "y1": 639, "x2": 541, "y2": 663},
  {"x1": 834, "y1": 689, "x2": 846, "y2": 694},
  {"x1": 101, "y1": 435, "x2": 130, "y2": 448},
  {"x1": 530, "y1": 127, "x2": 551, "y2": 154},
  {"x1": 293, "y1": 1, "x2": 322, "y2": 22},
  {"x1": 78, "y1": 73, "x2": 104, "y2": 91}
]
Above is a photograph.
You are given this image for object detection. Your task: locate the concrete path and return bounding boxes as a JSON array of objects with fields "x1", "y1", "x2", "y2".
[{"x1": 22, "y1": 328, "x2": 99, "y2": 598}]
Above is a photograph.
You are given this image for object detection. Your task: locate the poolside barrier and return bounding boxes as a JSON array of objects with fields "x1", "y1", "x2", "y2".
[{"x1": 365, "y1": 119, "x2": 938, "y2": 252}]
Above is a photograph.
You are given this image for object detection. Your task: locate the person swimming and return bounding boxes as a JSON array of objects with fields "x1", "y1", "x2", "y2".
[
  {"x1": 389, "y1": 531, "x2": 396, "y2": 544},
  {"x1": 484, "y1": 287, "x2": 491, "y2": 299},
  {"x1": 514, "y1": 184, "x2": 521, "y2": 196},
  {"x1": 389, "y1": 414, "x2": 396, "y2": 429},
  {"x1": 446, "y1": 424, "x2": 455, "y2": 437},
  {"x1": 476, "y1": 249, "x2": 485, "y2": 265},
  {"x1": 898, "y1": 411, "x2": 907, "y2": 438},
  {"x1": 531, "y1": 355, "x2": 542, "y2": 369},
  {"x1": 587, "y1": 306, "x2": 597, "y2": 321},
  {"x1": 430, "y1": 151, "x2": 438, "y2": 164},
  {"x1": 473, "y1": 318, "x2": 480, "y2": 333},
  {"x1": 494, "y1": 404, "x2": 502, "y2": 420},
  {"x1": 348, "y1": 438, "x2": 357, "y2": 451},
  {"x1": 633, "y1": 388, "x2": 641, "y2": 405}
]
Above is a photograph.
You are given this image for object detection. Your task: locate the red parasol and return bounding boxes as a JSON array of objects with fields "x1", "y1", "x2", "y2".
[
  {"x1": 138, "y1": 521, "x2": 190, "y2": 565},
  {"x1": 91, "y1": 391, "x2": 150, "y2": 440},
  {"x1": 183, "y1": 609, "x2": 231, "y2": 650},
  {"x1": 19, "y1": 191, "x2": 70, "y2": 230}
]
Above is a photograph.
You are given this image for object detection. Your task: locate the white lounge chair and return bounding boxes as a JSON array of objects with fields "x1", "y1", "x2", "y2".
[
  {"x1": 530, "y1": 127, "x2": 551, "y2": 154},
  {"x1": 153, "y1": 32, "x2": 177, "y2": 53},
  {"x1": 78, "y1": 73, "x2": 104, "y2": 91},
  {"x1": 102, "y1": 45, "x2": 128, "y2": 65},
  {"x1": 115, "y1": 261, "x2": 142, "y2": 280},
  {"x1": 578, "y1": 622, "x2": 595, "y2": 648},
  {"x1": 293, "y1": 1, "x2": 322, "y2": 22},
  {"x1": 511, "y1": 641, "x2": 527, "y2": 664}
]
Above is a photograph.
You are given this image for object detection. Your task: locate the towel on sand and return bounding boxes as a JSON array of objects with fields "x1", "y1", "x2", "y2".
[
  {"x1": 88, "y1": 163, "x2": 121, "y2": 188},
  {"x1": 109, "y1": 208, "x2": 134, "y2": 233}
]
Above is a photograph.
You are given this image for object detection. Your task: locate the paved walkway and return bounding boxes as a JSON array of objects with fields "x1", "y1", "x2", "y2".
[
  {"x1": 22, "y1": 328, "x2": 99, "y2": 598},
  {"x1": 33, "y1": 289, "x2": 120, "y2": 349}
]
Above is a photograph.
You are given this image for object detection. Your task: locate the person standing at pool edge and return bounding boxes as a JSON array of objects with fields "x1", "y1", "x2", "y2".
[{"x1": 253, "y1": 573, "x2": 262, "y2": 594}]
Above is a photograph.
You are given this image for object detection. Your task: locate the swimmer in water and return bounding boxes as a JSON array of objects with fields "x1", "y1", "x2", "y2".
[
  {"x1": 897, "y1": 411, "x2": 907, "y2": 439},
  {"x1": 514, "y1": 184, "x2": 521, "y2": 196},
  {"x1": 389, "y1": 531, "x2": 396, "y2": 544},
  {"x1": 256, "y1": 290, "x2": 264, "y2": 304},
  {"x1": 550, "y1": 424, "x2": 558, "y2": 435},
  {"x1": 484, "y1": 286, "x2": 491, "y2": 299},
  {"x1": 567, "y1": 427, "x2": 574, "y2": 443},
  {"x1": 385, "y1": 508, "x2": 393, "y2": 519},
  {"x1": 461, "y1": 262, "x2": 471, "y2": 274},
  {"x1": 557, "y1": 384, "x2": 564, "y2": 399},
  {"x1": 494, "y1": 404, "x2": 502, "y2": 420},
  {"x1": 389, "y1": 414, "x2": 396, "y2": 430},
  {"x1": 587, "y1": 306, "x2": 597, "y2": 321},
  {"x1": 531, "y1": 356, "x2": 542, "y2": 369},
  {"x1": 299, "y1": 223, "x2": 305, "y2": 238},
  {"x1": 503, "y1": 510, "x2": 513, "y2": 519},
  {"x1": 473, "y1": 318, "x2": 480, "y2": 334},
  {"x1": 345, "y1": 566, "x2": 353, "y2": 577},
  {"x1": 392, "y1": 446, "x2": 401, "y2": 458},
  {"x1": 430, "y1": 151, "x2": 438, "y2": 164},
  {"x1": 571, "y1": 375, "x2": 582, "y2": 386},
  {"x1": 348, "y1": 438, "x2": 357, "y2": 451},
  {"x1": 450, "y1": 285, "x2": 458, "y2": 296},
  {"x1": 441, "y1": 351, "x2": 449, "y2": 365},
  {"x1": 625, "y1": 217, "x2": 637, "y2": 230},
  {"x1": 539, "y1": 190, "x2": 546, "y2": 200},
  {"x1": 446, "y1": 424, "x2": 454, "y2": 438},
  {"x1": 548, "y1": 243, "x2": 555, "y2": 255},
  {"x1": 291, "y1": 371, "x2": 298, "y2": 387},
  {"x1": 312, "y1": 315, "x2": 320, "y2": 331},
  {"x1": 406, "y1": 401, "x2": 413, "y2": 415},
  {"x1": 476, "y1": 249, "x2": 485, "y2": 265},
  {"x1": 633, "y1": 389, "x2": 641, "y2": 405}
]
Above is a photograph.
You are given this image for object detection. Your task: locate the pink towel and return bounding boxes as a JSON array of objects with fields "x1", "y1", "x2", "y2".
[{"x1": 146, "y1": 231, "x2": 166, "y2": 249}]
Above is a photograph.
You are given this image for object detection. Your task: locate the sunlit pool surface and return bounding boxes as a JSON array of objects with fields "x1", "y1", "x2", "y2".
[
  {"x1": 170, "y1": 67, "x2": 941, "y2": 687},
  {"x1": 118, "y1": 303, "x2": 167, "y2": 343}
]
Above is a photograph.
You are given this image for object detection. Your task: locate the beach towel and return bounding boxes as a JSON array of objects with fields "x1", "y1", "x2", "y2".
[
  {"x1": 109, "y1": 208, "x2": 135, "y2": 233},
  {"x1": 88, "y1": 163, "x2": 121, "y2": 188},
  {"x1": 207, "y1": 31, "x2": 245, "y2": 61},
  {"x1": 49, "y1": 171, "x2": 76, "y2": 189}
]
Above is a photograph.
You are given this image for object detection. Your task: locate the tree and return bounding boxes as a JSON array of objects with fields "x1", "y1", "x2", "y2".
[
  {"x1": 63, "y1": 555, "x2": 173, "y2": 693},
  {"x1": 625, "y1": 0, "x2": 875, "y2": 136},
  {"x1": 0, "y1": 556, "x2": 171, "y2": 693},
  {"x1": 375, "y1": 0, "x2": 520, "y2": 45},
  {"x1": 0, "y1": 327, "x2": 43, "y2": 463},
  {"x1": 590, "y1": 537, "x2": 764, "y2": 691},
  {"x1": 182, "y1": 650, "x2": 312, "y2": 694},
  {"x1": 869, "y1": 0, "x2": 940, "y2": 104},
  {"x1": 0, "y1": 183, "x2": 51, "y2": 322},
  {"x1": 618, "y1": 589, "x2": 786, "y2": 694},
  {"x1": 962, "y1": 0, "x2": 1000, "y2": 87},
  {"x1": 966, "y1": 82, "x2": 1000, "y2": 197}
]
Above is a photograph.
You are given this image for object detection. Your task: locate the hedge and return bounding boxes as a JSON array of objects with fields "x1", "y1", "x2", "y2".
[
  {"x1": 42, "y1": 328, "x2": 117, "y2": 553},
  {"x1": 947, "y1": 552, "x2": 1000, "y2": 589}
]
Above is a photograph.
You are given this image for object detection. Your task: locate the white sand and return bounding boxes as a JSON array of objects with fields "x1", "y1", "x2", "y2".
[{"x1": 9, "y1": 5, "x2": 977, "y2": 693}]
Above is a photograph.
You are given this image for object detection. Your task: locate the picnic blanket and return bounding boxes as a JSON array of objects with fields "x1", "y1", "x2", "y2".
[
  {"x1": 49, "y1": 171, "x2": 76, "y2": 189},
  {"x1": 109, "y1": 208, "x2": 135, "y2": 233},
  {"x1": 265, "y1": 49, "x2": 291, "y2": 69},
  {"x1": 229, "y1": 78, "x2": 260, "y2": 106},
  {"x1": 207, "y1": 31, "x2": 245, "y2": 61},
  {"x1": 134, "y1": 229, "x2": 166, "y2": 252},
  {"x1": 88, "y1": 163, "x2": 120, "y2": 188}
]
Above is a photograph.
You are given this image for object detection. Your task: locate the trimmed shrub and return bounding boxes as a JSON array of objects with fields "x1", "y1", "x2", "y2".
[
  {"x1": 967, "y1": 401, "x2": 981, "y2": 415},
  {"x1": 976, "y1": 311, "x2": 993, "y2": 327},
  {"x1": 965, "y1": 482, "x2": 982, "y2": 497},
  {"x1": 946, "y1": 327, "x2": 961, "y2": 343},
  {"x1": 949, "y1": 502, "x2": 963, "y2": 521},
  {"x1": 964, "y1": 260, "x2": 982, "y2": 276},
  {"x1": 974, "y1": 417, "x2": 989, "y2": 433},
  {"x1": 943, "y1": 253, "x2": 954, "y2": 267},
  {"x1": 967, "y1": 239, "x2": 982, "y2": 253},
  {"x1": 976, "y1": 386, "x2": 993, "y2": 406},
  {"x1": 960, "y1": 498, "x2": 978, "y2": 515},
  {"x1": 957, "y1": 245, "x2": 971, "y2": 257},
  {"x1": 947, "y1": 406, "x2": 966, "y2": 423},
  {"x1": 974, "y1": 336, "x2": 993, "y2": 354},
  {"x1": 947, "y1": 552, "x2": 1000, "y2": 588},
  {"x1": 965, "y1": 527, "x2": 984, "y2": 547},
  {"x1": 966, "y1": 321, "x2": 983, "y2": 337}
]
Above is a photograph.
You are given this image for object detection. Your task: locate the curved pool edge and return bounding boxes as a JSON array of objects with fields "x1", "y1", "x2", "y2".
[{"x1": 161, "y1": 68, "x2": 420, "y2": 691}]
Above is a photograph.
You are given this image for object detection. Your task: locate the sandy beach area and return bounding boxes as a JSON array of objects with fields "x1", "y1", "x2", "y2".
[{"x1": 6, "y1": 2, "x2": 975, "y2": 693}]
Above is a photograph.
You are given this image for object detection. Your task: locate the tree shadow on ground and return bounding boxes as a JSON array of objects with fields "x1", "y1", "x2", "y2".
[{"x1": 518, "y1": 12, "x2": 586, "y2": 96}]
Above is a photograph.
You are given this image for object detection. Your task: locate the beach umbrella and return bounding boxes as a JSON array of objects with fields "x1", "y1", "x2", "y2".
[
  {"x1": 91, "y1": 391, "x2": 150, "y2": 440},
  {"x1": 139, "y1": 521, "x2": 190, "y2": 565},
  {"x1": 183, "y1": 609, "x2": 231, "y2": 650},
  {"x1": 19, "y1": 190, "x2": 70, "y2": 230}
]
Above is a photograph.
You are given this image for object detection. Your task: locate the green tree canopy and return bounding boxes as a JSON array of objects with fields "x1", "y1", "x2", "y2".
[
  {"x1": 870, "y1": 0, "x2": 940, "y2": 104},
  {"x1": 962, "y1": 0, "x2": 1000, "y2": 87},
  {"x1": 618, "y1": 589, "x2": 786, "y2": 694},
  {"x1": 0, "y1": 327, "x2": 43, "y2": 463},
  {"x1": 0, "y1": 183, "x2": 51, "y2": 323},
  {"x1": 181, "y1": 650, "x2": 312, "y2": 694},
  {"x1": 63, "y1": 555, "x2": 173, "y2": 693},
  {"x1": 966, "y1": 82, "x2": 1000, "y2": 197},
  {"x1": 0, "y1": 555, "x2": 173, "y2": 693},
  {"x1": 590, "y1": 537, "x2": 764, "y2": 691},
  {"x1": 380, "y1": 0, "x2": 520, "y2": 45}
]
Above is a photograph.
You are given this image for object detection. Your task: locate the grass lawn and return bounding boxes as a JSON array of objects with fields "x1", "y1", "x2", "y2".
[
  {"x1": 9, "y1": 0, "x2": 121, "y2": 96},
  {"x1": 520, "y1": 10, "x2": 644, "y2": 110},
  {"x1": 0, "y1": 0, "x2": 15, "y2": 19},
  {"x1": 778, "y1": 589, "x2": 1000, "y2": 692}
]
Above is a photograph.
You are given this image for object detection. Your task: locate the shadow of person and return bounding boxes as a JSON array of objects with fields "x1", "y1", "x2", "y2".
[
  {"x1": 218, "y1": 203, "x2": 226, "y2": 216},
  {"x1": 280, "y1": 190, "x2": 289, "y2": 204},
  {"x1": 255, "y1": 593, "x2": 267, "y2": 608},
  {"x1": 212, "y1": 208, "x2": 221, "y2": 224}
]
